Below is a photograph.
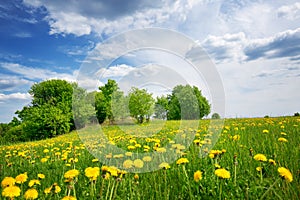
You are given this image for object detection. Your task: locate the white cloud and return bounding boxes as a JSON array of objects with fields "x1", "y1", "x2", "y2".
[
  {"x1": 23, "y1": 0, "x2": 204, "y2": 36},
  {"x1": 0, "y1": 77, "x2": 33, "y2": 91},
  {"x1": 98, "y1": 64, "x2": 135, "y2": 78},
  {"x1": 0, "y1": 62, "x2": 77, "y2": 82},
  {"x1": 0, "y1": 92, "x2": 32, "y2": 102},
  {"x1": 277, "y1": 2, "x2": 300, "y2": 20}
]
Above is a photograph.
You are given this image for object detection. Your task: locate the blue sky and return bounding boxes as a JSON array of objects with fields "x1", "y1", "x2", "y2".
[{"x1": 0, "y1": 0, "x2": 300, "y2": 122}]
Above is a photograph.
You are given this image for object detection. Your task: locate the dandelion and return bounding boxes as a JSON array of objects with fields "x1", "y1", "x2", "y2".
[
  {"x1": 92, "y1": 158, "x2": 99, "y2": 162},
  {"x1": 2, "y1": 186, "x2": 21, "y2": 198},
  {"x1": 215, "y1": 168, "x2": 230, "y2": 179},
  {"x1": 28, "y1": 180, "x2": 41, "y2": 187},
  {"x1": 262, "y1": 129, "x2": 269, "y2": 133},
  {"x1": 278, "y1": 167, "x2": 293, "y2": 182},
  {"x1": 64, "y1": 169, "x2": 80, "y2": 179},
  {"x1": 269, "y1": 159, "x2": 276, "y2": 166},
  {"x1": 232, "y1": 135, "x2": 240, "y2": 141},
  {"x1": 24, "y1": 188, "x2": 38, "y2": 199},
  {"x1": 176, "y1": 158, "x2": 189, "y2": 165},
  {"x1": 37, "y1": 174, "x2": 45, "y2": 179},
  {"x1": 159, "y1": 162, "x2": 170, "y2": 170},
  {"x1": 15, "y1": 172, "x2": 28, "y2": 184},
  {"x1": 41, "y1": 158, "x2": 48, "y2": 163},
  {"x1": 125, "y1": 152, "x2": 132, "y2": 157},
  {"x1": 256, "y1": 167, "x2": 263, "y2": 172},
  {"x1": 123, "y1": 159, "x2": 133, "y2": 169},
  {"x1": 253, "y1": 154, "x2": 267, "y2": 162},
  {"x1": 142, "y1": 156, "x2": 152, "y2": 162},
  {"x1": 194, "y1": 170, "x2": 202, "y2": 182},
  {"x1": 1, "y1": 177, "x2": 15, "y2": 188},
  {"x1": 134, "y1": 174, "x2": 139, "y2": 180},
  {"x1": 85, "y1": 167, "x2": 100, "y2": 181},
  {"x1": 62, "y1": 196, "x2": 77, "y2": 200},
  {"x1": 133, "y1": 159, "x2": 144, "y2": 168},
  {"x1": 278, "y1": 137, "x2": 288, "y2": 142}
]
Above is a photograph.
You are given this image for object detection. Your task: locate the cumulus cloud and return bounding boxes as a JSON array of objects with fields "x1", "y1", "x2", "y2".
[
  {"x1": 201, "y1": 27, "x2": 300, "y2": 63},
  {"x1": 97, "y1": 64, "x2": 135, "y2": 78},
  {"x1": 0, "y1": 92, "x2": 31, "y2": 102},
  {"x1": 0, "y1": 77, "x2": 33, "y2": 91},
  {"x1": 23, "y1": 0, "x2": 202, "y2": 36},
  {"x1": 277, "y1": 2, "x2": 300, "y2": 20}
]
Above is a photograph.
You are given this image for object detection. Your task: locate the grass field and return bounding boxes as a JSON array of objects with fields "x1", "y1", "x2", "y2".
[{"x1": 1, "y1": 117, "x2": 299, "y2": 199}]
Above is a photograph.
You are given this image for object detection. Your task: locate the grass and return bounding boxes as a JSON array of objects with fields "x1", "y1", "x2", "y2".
[{"x1": 0, "y1": 116, "x2": 299, "y2": 199}]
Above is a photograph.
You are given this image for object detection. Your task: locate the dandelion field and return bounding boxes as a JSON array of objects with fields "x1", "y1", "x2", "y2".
[{"x1": 1, "y1": 117, "x2": 299, "y2": 199}]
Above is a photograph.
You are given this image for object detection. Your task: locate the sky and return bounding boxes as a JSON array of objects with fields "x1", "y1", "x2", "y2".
[{"x1": 0, "y1": 0, "x2": 300, "y2": 122}]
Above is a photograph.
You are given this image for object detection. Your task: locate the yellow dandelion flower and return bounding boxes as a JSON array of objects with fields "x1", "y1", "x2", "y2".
[
  {"x1": 133, "y1": 159, "x2": 144, "y2": 168},
  {"x1": 15, "y1": 173, "x2": 28, "y2": 184},
  {"x1": 159, "y1": 162, "x2": 170, "y2": 170},
  {"x1": 37, "y1": 174, "x2": 45, "y2": 179},
  {"x1": 209, "y1": 153, "x2": 215, "y2": 159},
  {"x1": 134, "y1": 174, "x2": 139, "y2": 180},
  {"x1": 64, "y1": 169, "x2": 79, "y2": 179},
  {"x1": 107, "y1": 167, "x2": 118, "y2": 177},
  {"x1": 142, "y1": 156, "x2": 152, "y2": 162},
  {"x1": 85, "y1": 167, "x2": 100, "y2": 180},
  {"x1": 44, "y1": 187, "x2": 51, "y2": 194},
  {"x1": 62, "y1": 196, "x2": 77, "y2": 200},
  {"x1": 256, "y1": 167, "x2": 263, "y2": 172},
  {"x1": 125, "y1": 152, "x2": 133, "y2": 157},
  {"x1": 214, "y1": 163, "x2": 221, "y2": 169},
  {"x1": 2, "y1": 186, "x2": 21, "y2": 198},
  {"x1": 156, "y1": 147, "x2": 167, "y2": 153},
  {"x1": 278, "y1": 137, "x2": 288, "y2": 142},
  {"x1": 280, "y1": 132, "x2": 287, "y2": 136},
  {"x1": 253, "y1": 154, "x2": 267, "y2": 162},
  {"x1": 54, "y1": 185, "x2": 61, "y2": 193},
  {"x1": 262, "y1": 129, "x2": 269, "y2": 133},
  {"x1": 1, "y1": 177, "x2": 15, "y2": 188},
  {"x1": 123, "y1": 159, "x2": 133, "y2": 169},
  {"x1": 127, "y1": 145, "x2": 136, "y2": 150},
  {"x1": 215, "y1": 168, "x2": 230, "y2": 179},
  {"x1": 24, "y1": 188, "x2": 38, "y2": 200},
  {"x1": 176, "y1": 158, "x2": 189, "y2": 165},
  {"x1": 194, "y1": 170, "x2": 202, "y2": 182},
  {"x1": 92, "y1": 158, "x2": 99, "y2": 162},
  {"x1": 41, "y1": 158, "x2": 48, "y2": 163},
  {"x1": 43, "y1": 149, "x2": 49, "y2": 153},
  {"x1": 28, "y1": 180, "x2": 40, "y2": 187},
  {"x1": 232, "y1": 135, "x2": 240, "y2": 141},
  {"x1": 269, "y1": 159, "x2": 276, "y2": 166},
  {"x1": 278, "y1": 167, "x2": 293, "y2": 182}
]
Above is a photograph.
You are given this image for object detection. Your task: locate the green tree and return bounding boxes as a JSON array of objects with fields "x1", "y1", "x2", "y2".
[
  {"x1": 111, "y1": 90, "x2": 130, "y2": 122},
  {"x1": 211, "y1": 113, "x2": 221, "y2": 119},
  {"x1": 167, "y1": 85, "x2": 210, "y2": 120},
  {"x1": 16, "y1": 79, "x2": 74, "y2": 140},
  {"x1": 128, "y1": 87, "x2": 155, "y2": 124},
  {"x1": 96, "y1": 79, "x2": 119, "y2": 124},
  {"x1": 154, "y1": 95, "x2": 168, "y2": 120}
]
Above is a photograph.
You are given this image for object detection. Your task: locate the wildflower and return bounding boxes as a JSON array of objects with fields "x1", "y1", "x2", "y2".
[
  {"x1": 194, "y1": 170, "x2": 202, "y2": 182},
  {"x1": 215, "y1": 168, "x2": 230, "y2": 179},
  {"x1": 278, "y1": 167, "x2": 293, "y2": 182},
  {"x1": 54, "y1": 184, "x2": 61, "y2": 193},
  {"x1": 28, "y1": 180, "x2": 41, "y2": 187},
  {"x1": 134, "y1": 174, "x2": 139, "y2": 180},
  {"x1": 176, "y1": 158, "x2": 189, "y2": 165},
  {"x1": 43, "y1": 149, "x2": 49, "y2": 153},
  {"x1": 269, "y1": 159, "x2": 276, "y2": 166},
  {"x1": 24, "y1": 188, "x2": 38, "y2": 199},
  {"x1": 159, "y1": 162, "x2": 170, "y2": 170},
  {"x1": 133, "y1": 159, "x2": 144, "y2": 168},
  {"x1": 85, "y1": 167, "x2": 100, "y2": 181},
  {"x1": 15, "y1": 172, "x2": 28, "y2": 184},
  {"x1": 1, "y1": 177, "x2": 15, "y2": 188},
  {"x1": 262, "y1": 129, "x2": 269, "y2": 133},
  {"x1": 62, "y1": 196, "x2": 77, "y2": 200},
  {"x1": 127, "y1": 145, "x2": 136, "y2": 150},
  {"x1": 2, "y1": 186, "x2": 21, "y2": 198},
  {"x1": 64, "y1": 169, "x2": 80, "y2": 179},
  {"x1": 214, "y1": 163, "x2": 221, "y2": 169},
  {"x1": 123, "y1": 160, "x2": 133, "y2": 169},
  {"x1": 232, "y1": 135, "x2": 240, "y2": 141},
  {"x1": 125, "y1": 152, "x2": 133, "y2": 157},
  {"x1": 278, "y1": 138, "x2": 288, "y2": 142},
  {"x1": 92, "y1": 158, "x2": 99, "y2": 162},
  {"x1": 253, "y1": 154, "x2": 267, "y2": 162},
  {"x1": 142, "y1": 156, "x2": 152, "y2": 162},
  {"x1": 256, "y1": 167, "x2": 263, "y2": 172},
  {"x1": 41, "y1": 158, "x2": 48, "y2": 163},
  {"x1": 37, "y1": 174, "x2": 45, "y2": 179}
]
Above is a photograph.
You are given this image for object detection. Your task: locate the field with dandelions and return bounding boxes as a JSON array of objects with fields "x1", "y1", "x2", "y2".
[{"x1": 0, "y1": 117, "x2": 299, "y2": 200}]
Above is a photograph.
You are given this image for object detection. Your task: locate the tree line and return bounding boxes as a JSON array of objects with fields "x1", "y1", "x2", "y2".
[{"x1": 0, "y1": 79, "x2": 210, "y2": 143}]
